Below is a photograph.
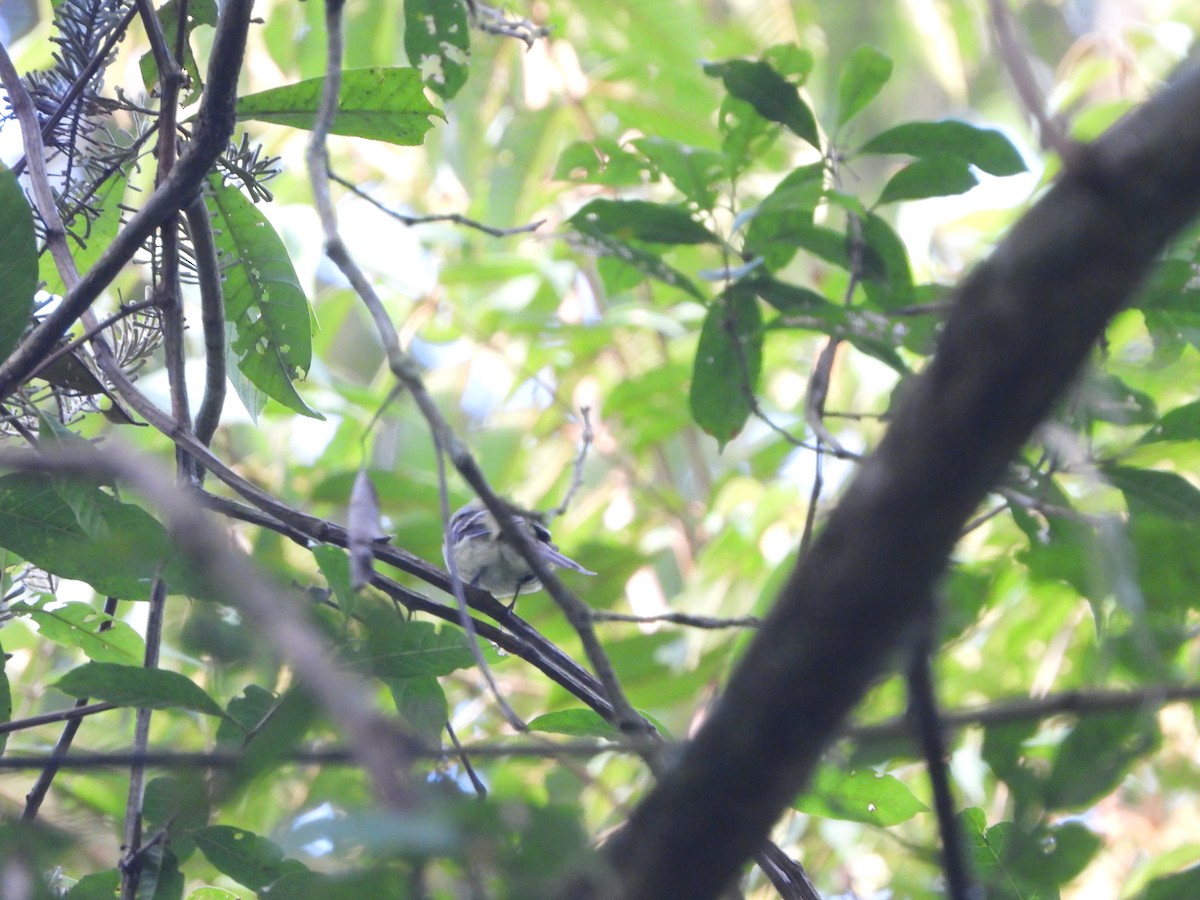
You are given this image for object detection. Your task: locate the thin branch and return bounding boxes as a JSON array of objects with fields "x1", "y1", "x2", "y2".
[
  {"x1": 591, "y1": 610, "x2": 761, "y2": 630},
  {"x1": 988, "y1": 0, "x2": 1075, "y2": 159},
  {"x1": 120, "y1": 578, "x2": 167, "y2": 900},
  {"x1": 0, "y1": 0, "x2": 255, "y2": 403},
  {"x1": 183, "y1": 194, "x2": 226, "y2": 453},
  {"x1": 22, "y1": 599, "x2": 120, "y2": 821},
  {"x1": 847, "y1": 682, "x2": 1200, "y2": 745},
  {"x1": 906, "y1": 630, "x2": 974, "y2": 900},
  {"x1": 328, "y1": 170, "x2": 544, "y2": 237},
  {"x1": 305, "y1": 0, "x2": 651, "y2": 746},
  {"x1": 9, "y1": 3, "x2": 140, "y2": 179},
  {"x1": 548, "y1": 406, "x2": 593, "y2": 518},
  {"x1": 0, "y1": 701, "x2": 117, "y2": 736}
]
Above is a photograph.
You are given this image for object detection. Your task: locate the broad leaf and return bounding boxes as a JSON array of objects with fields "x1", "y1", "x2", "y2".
[
  {"x1": 237, "y1": 67, "x2": 444, "y2": 145},
  {"x1": 527, "y1": 708, "x2": 618, "y2": 739},
  {"x1": 386, "y1": 677, "x2": 447, "y2": 744},
  {"x1": 632, "y1": 137, "x2": 727, "y2": 210},
  {"x1": 0, "y1": 165, "x2": 36, "y2": 362},
  {"x1": 690, "y1": 287, "x2": 762, "y2": 450},
  {"x1": 0, "y1": 472, "x2": 192, "y2": 601},
  {"x1": 193, "y1": 826, "x2": 306, "y2": 891},
  {"x1": 356, "y1": 611, "x2": 478, "y2": 679},
  {"x1": 7, "y1": 599, "x2": 144, "y2": 665},
  {"x1": 572, "y1": 230, "x2": 704, "y2": 300},
  {"x1": 837, "y1": 45, "x2": 892, "y2": 126},
  {"x1": 703, "y1": 58, "x2": 819, "y2": 149},
  {"x1": 794, "y1": 767, "x2": 927, "y2": 826},
  {"x1": 55, "y1": 662, "x2": 226, "y2": 718},
  {"x1": 204, "y1": 176, "x2": 320, "y2": 419},
  {"x1": 569, "y1": 198, "x2": 718, "y2": 245},
  {"x1": 404, "y1": 0, "x2": 470, "y2": 99},
  {"x1": 877, "y1": 154, "x2": 978, "y2": 205},
  {"x1": 860, "y1": 119, "x2": 1026, "y2": 176}
]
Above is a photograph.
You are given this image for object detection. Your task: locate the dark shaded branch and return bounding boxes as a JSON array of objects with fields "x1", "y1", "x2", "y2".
[
  {"x1": 602, "y1": 61, "x2": 1200, "y2": 899},
  {"x1": 0, "y1": 0, "x2": 254, "y2": 402}
]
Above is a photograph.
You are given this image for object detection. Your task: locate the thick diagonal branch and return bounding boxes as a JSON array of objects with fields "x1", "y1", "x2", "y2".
[{"x1": 603, "y1": 62, "x2": 1200, "y2": 898}]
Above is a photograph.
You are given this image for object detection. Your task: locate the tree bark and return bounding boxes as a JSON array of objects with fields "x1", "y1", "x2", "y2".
[{"x1": 604, "y1": 61, "x2": 1200, "y2": 898}]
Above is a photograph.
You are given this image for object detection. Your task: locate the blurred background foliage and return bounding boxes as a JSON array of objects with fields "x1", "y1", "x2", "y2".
[{"x1": 3, "y1": 0, "x2": 1200, "y2": 897}]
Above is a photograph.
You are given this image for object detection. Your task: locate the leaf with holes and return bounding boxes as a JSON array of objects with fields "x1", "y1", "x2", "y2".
[
  {"x1": 205, "y1": 176, "x2": 320, "y2": 419},
  {"x1": 404, "y1": 0, "x2": 470, "y2": 99}
]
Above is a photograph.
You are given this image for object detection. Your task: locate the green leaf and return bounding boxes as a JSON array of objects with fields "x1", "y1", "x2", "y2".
[
  {"x1": 859, "y1": 212, "x2": 914, "y2": 306},
  {"x1": 39, "y1": 174, "x2": 126, "y2": 299},
  {"x1": 877, "y1": 154, "x2": 978, "y2": 205},
  {"x1": 794, "y1": 767, "x2": 927, "y2": 826},
  {"x1": 860, "y1": 119, "x2": 1026, "y2": 176},
  {"x1": 64, "y1": 870, "x2": 121, "y2": 900},
  {"x1": 573, "y1": 230, "x2": 704, "y2": 300},
  {"x1": 0, "y1": 638, "x2": 10, "y2": 756},
  {"x1": 1139, "y1": 399, "x2": 1200, "y2": 443},
  {"x1": 631, "y1": 137, "x2": 727, "y2": 210},
  {"x1": 703, "y1": 58, "x2": 819, "y2": 149},
  {"x1": 237, "y1": 67, "x2": 444, "y2": 145},
  {"x1": 386, "y1": 676, "x2": 447, "y2": 744},
  {"x1": 6, "y1": 599, "x2": 144, "y2": 665},
  {"x1": 719, "y1": 95, "x2": 781, "y2": 176},
  {"x1": 837, "y1": 46, "x2": 893, "y2": 126},
  {"x1": 1143, "y1": 865, "x2": 1200, "y2": 900},
  {"x1": 742, "y1": 164, "x2": 824, "y2": 270},
  {"x1": 204, "y1": 176, "x2": 321, "y2": 419},
  {"x1": 527, "y1": 708, "x2": 618, "y2": 739},
  {"x1": 569, "y1": 199, "x2": 718, "y2": 245},
  {"x1": 748, "y1": 276, "x2": 842, "y2": 319},
  {"x1": 0, "y1": 472, "x2": 194, "y2": 601},
  {"x1": 1106, "y1": 466, "x2": 1200, "y2": 523},
  {"x1": 216, "y1": 686, "x2": 317, "y2": 795},
  {"x1": 185, "y1": 890, "x2": 241, "y2": 900},
  {"x1": 555, "y1": 139, "x2": 651, "y2": 187},
  {"x1": 1044, "y1": 712, "x2": 1159, "y2": 810},
  {"x1": 55, "y1": 662, "x2": 226, "y2": 718},
  {"x1": 690, "y1": 287, "x2": 762, "y2": 450},
  {"x1": 312, "y1": 543, "x2": 355, "y2": 620},
  {"x1": 144, "y1": 775, "x2": 210, "y2": 863},
  {"x1": 138, "y1": 0, "x2": 218, "y2": 105},
  {"x1": 193, "y1": 826, "x2": 306, "y2": 891},
  {"x1": 404, "y1": 0, "x2": 470, "y2": 99},
  {"x1": 357, "y1": 610, "x2": 478, "y2": 678},
  {"x1": 0, "y1": 164, "x2": 37, "y2": 362}
]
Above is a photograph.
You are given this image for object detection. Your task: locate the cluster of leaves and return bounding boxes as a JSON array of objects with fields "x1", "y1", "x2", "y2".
[{"x1": 1, "y1": 0, "x2": 1200, "y2": 898}]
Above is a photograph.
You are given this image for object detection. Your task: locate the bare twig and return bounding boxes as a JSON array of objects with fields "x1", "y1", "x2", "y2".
[
  {"x1": 0, "y1": 701, "x2": 117, "y2": 737},
  {"x1": 590, "y1": 610, "x2": 761, "y2": 630},
  {"x1": 548, "y1": 406, "x2": 593, "y2": 519},
  {"x1": 906, "y1": 630, "x2": 974, "y2": 900},
  {"x1": 988, "y1": 0, "x2": 1076, "y2": 159},
  {"x1": 328, "y1": 170, "x2": 544, "y2": 237}
]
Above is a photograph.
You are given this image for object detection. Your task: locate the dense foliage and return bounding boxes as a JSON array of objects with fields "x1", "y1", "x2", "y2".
[{"x1": 1, "y1": 1, "x2": 1200, "y2": 897}]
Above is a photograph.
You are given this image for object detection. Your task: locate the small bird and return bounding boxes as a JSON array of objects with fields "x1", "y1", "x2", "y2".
[{"x1": 442, "y1": 499, "x2": 595, "y2": 610}]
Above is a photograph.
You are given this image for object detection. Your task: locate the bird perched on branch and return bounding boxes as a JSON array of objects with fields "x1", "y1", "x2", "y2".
[{"x1": 443, "y1": 499, "x2": 595, "y2": 610}]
